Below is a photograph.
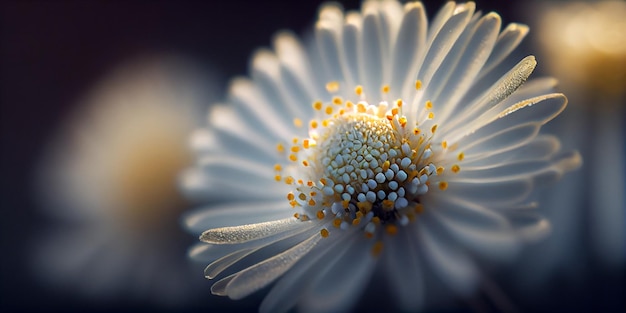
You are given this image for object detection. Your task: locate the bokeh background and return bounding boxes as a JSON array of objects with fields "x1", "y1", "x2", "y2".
[{"x1": 1, "y1": 0, "x2": 623, "y2": 312}]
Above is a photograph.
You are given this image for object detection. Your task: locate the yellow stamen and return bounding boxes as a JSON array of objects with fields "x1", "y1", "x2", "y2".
[
  {"x1": 320, "y1": 228, "x2": 329, "y2": 238},
  {"x1": 325, "y1": 81, "x2": 339, "y2": 93},
  {"x1": 355, "y1": 85, "x2": 363, "y2": 96},
  {"x1": 438, "y1": 181, "x2": 448, "y2": 190},
  {"x1": 293, "y1": 118, "x2": 303, "y2": 128},
  {"x1": 451, "y1": 164, "x2": 460, "y2": 173},
  {"x1": 415, "y1": 80, "x2": 422, "y2": 90}
]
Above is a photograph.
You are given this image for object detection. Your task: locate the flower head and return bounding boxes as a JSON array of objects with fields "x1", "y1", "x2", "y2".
[{"x1": 183, "y1": 1, "x2": 581, "y2": 312}]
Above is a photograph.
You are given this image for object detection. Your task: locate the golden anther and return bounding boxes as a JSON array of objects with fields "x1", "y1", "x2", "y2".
[
  {"x1": 382, "y1": 85, "x2": 390, "y2": 94},
  {"x1": 355, "y1": 85, "x2": 363, "y2": 96},
  {"x1": 320, "y1": 228, "x2": 329, "y2": 238},
  {"x1": 451, "y1": 164, "x2": 460, "y2": 173},
  {"x1": 289, "y1": 154, "x2": 297, "y2": 162},
  {"x1": 332, "y1": 96, "x2": 343, "y2": 105},
  {"x1": 438, "y1": 181, "x2": 448, "y2": 190},
  {"x1": 457, "y1": 152, "x2": 465, "y2": 161},
  {"x1": 316, "y1": 210, "x2": 325, "y2": 219},
  {"x1": 385, "y1": 224, "x2": 398, "y2": 235},
  {"x1": 312, "y1": 101, "x2": 323, "y2": 111},
  {"x1": 325, "y1": 81, "x2": 339, "y2": 93},
  {"x1": 415, "y1": 80, "x2": 422, "y2": 90},
  {"x1": 293, "y1": 118, "x2": 303, "y2": 128},
  {"x1": 371, "y1": 241, "x2": 384, "y2": 257},
  {"x1": 274, "y1": 175, "x2": 281, "y2": 181},
  {"x1": 276, "y1": 143, "x2": 285, "y2": 153}
]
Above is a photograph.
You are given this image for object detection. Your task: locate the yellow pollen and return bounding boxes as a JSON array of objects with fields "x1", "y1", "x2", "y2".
[
  {"x1": 399, "y1": 117, "x2": 407, "y2": 128},
  {"x1": 355, "y1": 85, "x2": 363, "y2": 96},
  {"x1": 325, "y1": 106, "x2": 333, "y2": 115},
  {"x1": 431, "y1": 124, "x2": 438, "y2": 133},
  {"x1": 333, "y1": 218, "x2": 342, "y2": 228},
  {"x1": 357, "y1": 103, "x2": 367, "y2": 113},
  {"x1": 274, "y1": 164, "x2": 282, "y2": 171},
  {"x1": 300, "y1": 215, "x2": 310, "y2": 221},
  {"x1": 298, "y1": 193, "x2": 307, "y2": 201},
  {"x1": 352, "y1": 218, "x2": 361, "y2": 226},
  {"x1": 346, "y1": 101, "x2": 354, "y2": 108},
  {"x1": 339, "y1": 109, "x2": 345, "y2": 115},
  {"x1": 372, "y1": 216, "x2": 381, "y2": 224},
  {"x1": 382, "y1": 85, "x2": 390, "y2": 94},
  {"x1": 310, "y1": 191, "x2": 317, "y2": 197},
  {"x1": 289, "y1": 154, "x2": 297, "y2": 162},
  {"x1": 451, "y1": 164, "x2": 460, "y2": 173},
  {"x1": 276, "y1": 143, "x2": 284, "y2": 153},
  {"x1": 442, "y1": 141, "x2": 448, "y2": 149},
  {"x1": 293, "y1": 118, "x2": 303, "y2": 128},
  {"x1": 320, "y1": 228, "x2": 329, "y2": 238},
  {"x1": 382, "y1": 200, "x2": 395, "y2": 210},
  {"x1": 302, "y1": 160, "x2": 309, "y2": 167},
  {"x1": 415, "y1": 80, "x2": 422, "y2": 90},
  {"x1": 428, "y1": 112, "x2": 435, "y2": 119},
  {"x1": 458, "y1": 152, "x2": 465, "y2": 161},
  {"x1": 308, "y1": 199, "x2": 316, "y2": 206},
  {"x1": 284, "y1": 176, "x2": 294, "y2": 184},
  {"x1": 274, "y1": 175, "x2": 281, "y2": 181},
  {"x1": 436, "y1": 166, "x2": 444, "y2": 175},
  {"x1": 325, "y1": 81, "x2": 339, "y2": 93},
  {"x1": 310, "y1": 120, "x2": 318, "y2": 129},
  {"x1": 316, "y1": 210, "x2": 325, "y2": 219},
  {"x1": 303, "y1": 139, "x2": 310, "y2": 149},
  {"x1": 313, "y1": 101, "x2": 323, "y2": 111},
  {"x1": 292, "y1": 137, "x2": 298, "y2": 144},
  {"x1": 322, "y1": 120, "x2": 329, "y2": 127},
  {"x1": 438, "y1": 181, "x2": 448, "y2": 190},
  {"x1": 382, "y1": 160, "x2": 390, "y2": 172},
  {"x1": 290, "y1": 200, "x2": 298, "y2": 208},
  {"x1": 332, "y1": 96, "x2": 343, "y2": 105},
  {"x1": 298, "y1": 179, "x2": 304, "y2": 185},
  {"x1": 342, "y1": 199, "x2": 350, "y2": 209},
  {"x1": 320, "y1": 178, "x2": 328, "y2": 185},
  {"x1": 413, "y1": 127, "x2": 421, "y2": 135},
  {"x1": 385, "y1": 224, "x2": 398, "y2": 235},
  {"x1": 291, "y1": 146, "x2": 300, "y2": 153},
  {"x1": 371, "y1": 241, "x2": 384, "y2": 257},
  {"x1": 396, "y1": 99, "x2": 403, "y2": 107},
  {"x1": 425, "y1": 100, "x2": 433, "y2": 110},
  {"x1": 293, "y1": 212, "x2": 299, "y2": 219},
  {"x1": 287, "y1": 192, "x2": 295, "y2": 201},
  {"x1": 355, "y1": 211, "x2": 363, "y2": 219}
]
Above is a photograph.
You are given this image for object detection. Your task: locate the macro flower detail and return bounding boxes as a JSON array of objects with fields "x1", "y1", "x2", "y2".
[{"x1": 183, "y1": 1, "x2": 581, "y2": 312}]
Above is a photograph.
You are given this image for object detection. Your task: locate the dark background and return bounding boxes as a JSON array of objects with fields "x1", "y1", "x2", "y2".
[{"x1": 1, "y1": 1, "x2": 622, "y2": 312}]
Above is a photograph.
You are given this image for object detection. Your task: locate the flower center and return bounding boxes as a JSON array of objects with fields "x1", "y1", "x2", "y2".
[{"x1": 274, "y1": 82, "x2": 454, "y2": 238}]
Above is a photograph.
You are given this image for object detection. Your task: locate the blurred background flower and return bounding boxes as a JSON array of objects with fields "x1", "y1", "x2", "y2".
[
  {"x1": 33, "y1": 56, "x2": 209, "y2": 307},
  {"x1": 507, "y1": 1, "x2": 625, "y2": 312}
]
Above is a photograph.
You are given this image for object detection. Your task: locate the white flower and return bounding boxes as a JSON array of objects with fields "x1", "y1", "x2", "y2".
[
  {"x1": 35, "y1": 57, "x2": 211, "y2": 305},
  {"x1": 183, "y1": 1, "x2": 581, "y2": 312}
]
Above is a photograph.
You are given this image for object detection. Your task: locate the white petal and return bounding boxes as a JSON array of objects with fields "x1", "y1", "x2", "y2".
[
  {"x1": 183, "y1": 200, "x2": 292, "y2": 233},
  {"x1": 429, "y1": 204, "x2": 520, "y2": 262},
  {"x1": 199, "y1": 218, "x2": 304, "y2": 244},
  {"x1": 360, "y1": 12, "x2": 384, "y2": 100},
  {"x1": 442, "y1": 55, "x2": 537, "y2": 138},
  {"x1": 391, "y1": 2, "x2": 427, "y2": 97},
  {"x1": 223, "y1": 234, "x2": 322, "y2": 300},
  {"x1": 478, "y1": 23, "x2": 529, "y2": 80},
  {"x1": 461, "y1": 135, "x2": 561, "y2": 167},
  {"x1": 416, "y1": 214, "x2": 479, "y2": 297},
  {"x1": 436, "y1": 178, "x2": 533, "y2": 206},
  {"x1": 383, "y1": 227, "x2": 424, "y2": 311},
  {"x1": 260, "y1": 229, "x2": 345, "y2": 313},
  {"x1": 454, "y1": 123, "x2": 540, "y2": 162},
  {"x1": 432, "y1": 13, "x2": 501, "y2": 125},
  {"x1": 299, "y1": 234, "x2": 377, "y2": 313}
]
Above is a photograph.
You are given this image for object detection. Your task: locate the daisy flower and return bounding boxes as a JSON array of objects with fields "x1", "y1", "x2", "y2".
[
  {"x1": 183, "y1": 1, "x2": 581, "y2": 312},
  {"x1": 35, "y1": 57, "x2": 211, "y2": 306}
]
